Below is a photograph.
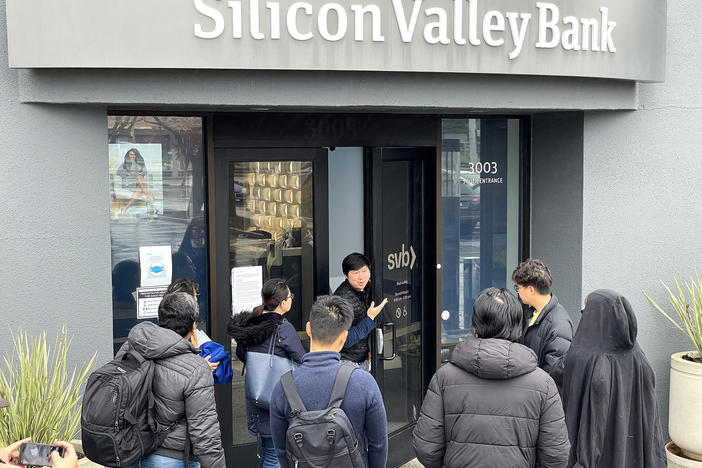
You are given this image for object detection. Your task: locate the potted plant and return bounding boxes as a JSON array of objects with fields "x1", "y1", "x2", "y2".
[
  {"x1": 645, "y1": 276, "x2": 702, "y2": 464},
  {"x1": 0, "y1": 325, "x2": 97, "y2": 466}
]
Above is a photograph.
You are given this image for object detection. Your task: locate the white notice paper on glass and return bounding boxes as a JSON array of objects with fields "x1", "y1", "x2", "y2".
[
  {"x1": 139, "y1": 245, "x2": 173, "y2": 287},
  {"x1": 136, "y1": 286, "x2": 169, "y2": 319},
  {"x1": 231, "y1": 266, "x2": 263, "y2": 315}
]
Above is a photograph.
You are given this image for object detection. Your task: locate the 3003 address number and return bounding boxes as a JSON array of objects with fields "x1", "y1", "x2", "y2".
[{"x1": 466, "y1": 162, "x2": 498, "y2": 174}]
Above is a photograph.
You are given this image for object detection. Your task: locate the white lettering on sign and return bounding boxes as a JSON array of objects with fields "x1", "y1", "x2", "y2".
[
  {"x1": 193, "y1": 0, "x2": 617, "y2": 59},
  {"x1": 387, "y1": 243, "x2": 417, "y2": 271},
  {"x1": 536, "y1": 2, "x2": 615, "y2": 51}
]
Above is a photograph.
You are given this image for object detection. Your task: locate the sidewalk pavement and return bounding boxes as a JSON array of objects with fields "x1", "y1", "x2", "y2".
[{"x1": 400, "y1": 459, "x2": 423, "y2": 467}]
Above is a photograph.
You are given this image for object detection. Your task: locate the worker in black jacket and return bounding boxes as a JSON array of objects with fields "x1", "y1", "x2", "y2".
[{"x1": 333, "y1": 252, "x2": 387, "y2": 369}]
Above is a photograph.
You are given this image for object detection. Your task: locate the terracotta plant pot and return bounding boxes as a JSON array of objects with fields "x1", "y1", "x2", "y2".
[
  {"x1": 669, "y1": 352, "x2": 702, "y2": 461},
  {"x1": 666, "y1": 442, "x2": 702, "y2": 468}
]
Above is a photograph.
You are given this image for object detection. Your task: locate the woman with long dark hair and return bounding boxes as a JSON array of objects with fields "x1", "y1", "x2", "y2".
[
  {"x1": 227, "y1": 279, "x2": 305, "y2": 468},
  {"x1": 117, "y1": 147, "x2": 151, "y2": 213}
]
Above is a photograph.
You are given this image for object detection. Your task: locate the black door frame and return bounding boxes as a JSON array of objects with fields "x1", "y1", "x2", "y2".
[
  {"x1": 366, "y1": 146, "x2": 438, "y2": 467},
  {"x1": 208, "y1": 113, "x2": 442, "y2": 467},
  {"x1": 212, "y1": 147, "x2": 329, "y2": 464}
]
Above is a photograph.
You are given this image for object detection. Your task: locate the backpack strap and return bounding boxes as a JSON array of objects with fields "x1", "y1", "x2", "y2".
[
  {"x1": 281, "y1": 370, "x2": 307, "y2": 415},
  {"x1": 126, "y1": 349, "x2": 146, "y2": 364},
  {"x1": 328, "y1": 362, "x2": 357, "y2": 408}
]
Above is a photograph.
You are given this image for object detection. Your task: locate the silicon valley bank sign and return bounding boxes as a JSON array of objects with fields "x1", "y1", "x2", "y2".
[
  {"x1": 195, "y1": 0, "x2": 616, "y2": 59},
  {"x1": 5, "y1": 0, "x2": 665, "y2": 81}
]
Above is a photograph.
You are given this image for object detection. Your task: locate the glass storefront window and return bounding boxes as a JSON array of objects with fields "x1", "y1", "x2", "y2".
[
  {"x1": 228, "y1": 159, "x2": 315, "y2": 445},
  {"x1": 108, "y1": 116, "x2": 207, "y2": 354},
  {"x1": 440, "y1": 119, "x2": 524, "y2": 350}
]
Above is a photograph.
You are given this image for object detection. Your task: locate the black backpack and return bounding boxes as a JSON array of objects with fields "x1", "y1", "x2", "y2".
[
  {"x1": 81, "y1": 349, "x2": 180, "y2": 467},
  {"x1": 281, "y1": 362, "x2": 366, "y2": 468}
]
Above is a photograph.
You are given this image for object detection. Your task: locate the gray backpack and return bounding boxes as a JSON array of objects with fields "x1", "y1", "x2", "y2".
[{"x1": 281, "y1": 362, "x2": 366, "y2": 468}]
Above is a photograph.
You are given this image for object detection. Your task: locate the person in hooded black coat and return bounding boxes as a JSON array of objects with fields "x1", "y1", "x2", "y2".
[
  {"x1": 558, "y1": 289, "x2": 666, "y2": 468},
  {"x1": 227, "y1": 279, "x2": 305, "y2": 468}
]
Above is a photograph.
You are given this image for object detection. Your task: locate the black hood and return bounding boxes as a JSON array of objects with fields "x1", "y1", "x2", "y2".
[
  {"x1": 560, "y1": 289, "x2": 666, "y2": 467},
  {"x1": 227, "y1": 312, "x2": 284, "y2": 347},
  {"x1": 576, "y1": 289, "x2": 637, "y2": 351},
  {"x1": 450, "y1": 336, "x2": 537, "y2": 380}
]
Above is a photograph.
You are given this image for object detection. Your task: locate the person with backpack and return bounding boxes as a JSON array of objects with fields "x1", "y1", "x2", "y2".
[
  {"x1": 226, "y1": 279, "x2": 305, "y2": 468},
  {"x1": 269, "y1": 295, "x2": 388, "y2": 468},
  {"x1": 83, "y1": 292, "x2": 225, "y2": 468}
]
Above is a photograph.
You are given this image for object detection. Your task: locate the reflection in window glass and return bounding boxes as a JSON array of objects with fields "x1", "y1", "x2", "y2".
[
  {"x1": 108, "y1": 116, "x2": 207, "y2": 354},
  {"x1": 440, "y1": 119, "x2": 523, "y2": 348},
  {"x1": 228, "y1": 160, "x2": 315, "y2": 446}
]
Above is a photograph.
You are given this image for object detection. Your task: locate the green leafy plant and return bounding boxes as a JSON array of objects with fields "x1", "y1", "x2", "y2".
[
  {"x1": 0, "y1": 325, "x2": 96, "y2": 446},
  {"x1": 645, "y1": 276, "x2": 702, "y2": 357}
]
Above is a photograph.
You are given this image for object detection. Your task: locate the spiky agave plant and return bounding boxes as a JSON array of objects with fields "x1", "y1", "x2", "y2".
[
  {"x1": 0, "y1": 325, "x2": 96, "y2": 446},
  {"x1": 645, "y1": 275, "x2": 702, "y2": 358}
]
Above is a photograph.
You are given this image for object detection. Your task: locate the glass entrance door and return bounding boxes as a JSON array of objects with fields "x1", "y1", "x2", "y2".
[
  {"x1": 212, "y1": 148, "x2": 328, "y2": 466},
  {"x1": 368, "y1": 147, "x2": 436, "y2": 467}
]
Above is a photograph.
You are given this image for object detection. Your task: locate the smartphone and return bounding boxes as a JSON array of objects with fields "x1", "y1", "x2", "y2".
[{"x1": 18, "y1": 442, "x2": 65, "y2": 467}]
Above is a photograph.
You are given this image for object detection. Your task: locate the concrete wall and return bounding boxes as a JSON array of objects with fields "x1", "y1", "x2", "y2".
[
  {"x1": 582, "y1": 0, "x2": 702, "y2": 437},
  {"x1": 531, "y1": 112, "x2": 584, "y2": 318},
  {"x1": 0, "y1": 4, "x2": 113, "y2": 370}
]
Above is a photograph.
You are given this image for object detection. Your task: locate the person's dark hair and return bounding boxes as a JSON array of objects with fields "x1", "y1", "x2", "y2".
[
  {"x1": 158, "y1": 292, "x2": 199, "y2": 337},
  {"x1": 342, "y1": 252, "x2": 371, "y2": 276},
  {"x1": 511, "y1": 258, "x2": 553, "y2": 294},
  {"x1": 252, "y1": 278, "x2": 290, "y2": 315},
  {"x1": 309, "y1": 295, "x2": 353, "y2": 345},
  {"x1": 472, "y1": 287, "x2": 523, "y2": 342},
  {"x1": 123, "y1": 148, "x2": 145, "y2": 164},
  {"x1": 166, "y1": 278, "x2": 200, "y2": 298}
]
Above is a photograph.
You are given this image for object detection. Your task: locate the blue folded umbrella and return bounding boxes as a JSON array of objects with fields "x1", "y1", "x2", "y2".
[{"x1": 199, "y1": 341, "x2": 234, "y2": 384}]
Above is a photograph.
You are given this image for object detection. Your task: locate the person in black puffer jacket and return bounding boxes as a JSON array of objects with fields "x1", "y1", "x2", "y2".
[
  {"x1": 413, "y1": 287, "x2": 570, "y2": 468},
  {"x1": 512, "y1": 258, "x2": 573, "y2": 375},
  {"x1": 333, "y1": 253, "x2": 387, "y2": 367},
  {"x1": 227, "y1": 279, "x2": 305, "y2": 468}
]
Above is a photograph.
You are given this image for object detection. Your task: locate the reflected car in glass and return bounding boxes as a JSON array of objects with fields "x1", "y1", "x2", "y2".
[{"x1": 459, "y1": 178, "x2": 480, "y2": 235}]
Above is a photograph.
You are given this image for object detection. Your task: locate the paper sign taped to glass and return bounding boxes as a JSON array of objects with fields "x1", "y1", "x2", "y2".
[
  {"x1": 139, "y1": 245, "x2": 173, "y2": 287},
  {"x1": 231, "y1": 265, "x2": 263, "y2": 315},
  {"x1": 137, "y1": 285, "x2": 169, "y2": 319}
]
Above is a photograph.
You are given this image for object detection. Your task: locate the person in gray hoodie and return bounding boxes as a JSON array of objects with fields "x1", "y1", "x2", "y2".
[
  {"x1": 413, "y1": 287, "x2": 570, "y2": 468},
  {"x1": 118, "y1": 292, "x2": 226, "y2": 468}
]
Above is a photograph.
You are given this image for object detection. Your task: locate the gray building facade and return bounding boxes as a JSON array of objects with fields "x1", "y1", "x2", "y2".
[{"x1": 1, "y1": 0, "x2": 694, "y2": 466}]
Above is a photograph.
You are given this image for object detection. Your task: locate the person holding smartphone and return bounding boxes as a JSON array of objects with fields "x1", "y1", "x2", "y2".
[{"x1": 0, "y1": 438, "x2": 77, "y2": 468}]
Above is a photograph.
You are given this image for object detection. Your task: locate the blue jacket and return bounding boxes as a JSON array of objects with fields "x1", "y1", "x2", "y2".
[
  {"x1": 270, "y1": 351, "x2": 388, "y2": 468},
  {"x1": 227, "y1": 312, "x2": 305, "y2": 437},
  {"x1": 199, "y1": 341, "x2": 233, "y2": 384}
]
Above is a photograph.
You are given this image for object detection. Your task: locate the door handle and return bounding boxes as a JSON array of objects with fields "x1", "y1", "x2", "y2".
[{"x1": 378, "y1": 322, "x2": 396, "y2": 360}]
